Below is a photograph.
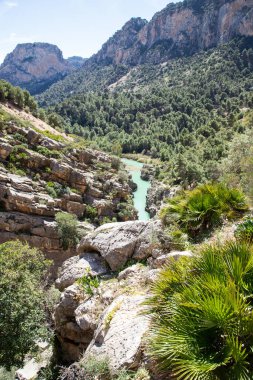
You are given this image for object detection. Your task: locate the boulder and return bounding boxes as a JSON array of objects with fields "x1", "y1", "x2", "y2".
[
  {"x1": 0, "y1": 139, "x2": 12, "y2": 159},
  {"x1": 16, "y1": 342, "x2": 52, "y2": 380},
  {"x1": 78, "y1": 220, "x2": 163, "y2": 271}
]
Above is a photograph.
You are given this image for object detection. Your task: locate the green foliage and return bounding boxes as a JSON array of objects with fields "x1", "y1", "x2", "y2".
[
  {"x1": 85, "y1": 205, "x2": 98, "y2": 220},
  {"x1": 235, "y1": 218, "x2": 253, "y2": 243},
  {"x1": 219, "y1": 126, "x2": 253, "y2": 201},
  {"x1": 37, "y1": 146, "x2": 62, "y2": 158},
  {"x1": 160, "y1": 183, "x2": 248, "y2": 238},
  {"x1": 46, "y1": 182, "x2": 70, "y2": 199},
  {"x1": 147, "y1": 241, "x2": 253, "y2": 380},
  {"x1": 77, "y1": 269, "x2": 100, "y2": 296},
  {"x1": 12, "y1": 132, "x2": 27, "y2": 143},
  {"x1": 0, "y1": 241, "x2": 49, "y2": 370},
  {"x1": 117, "y1": 201, "x2": 136, "y2": 221},
  {"x1": 0, "y1": 367, "x2": 17, "y2": 380},
  {"x1": 33, "y1": 128, "x2": 65, "y2": 142},
  {"x1": 55, "y1": 212, "x2": 80, "y2": 250},
  {"x1": 81, "y1": 355, "x2": 110, "y2": 379},
  {"x1": 164, "y1": 225, "x2": 190, "y2": 250},
  {"x1": 8, "y1": 164, "x2": 26, "y2": 176},
  {"x1": 0, "y1": 80, "x2": 38, "y2": 113},
  {"x1": 9, "y1": 145, "x2": 29, "y2": 164}
]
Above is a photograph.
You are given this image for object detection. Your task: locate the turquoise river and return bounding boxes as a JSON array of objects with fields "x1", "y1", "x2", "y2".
[{"x1": 122, "y1": 158, "x2": 151, "y2": 221}]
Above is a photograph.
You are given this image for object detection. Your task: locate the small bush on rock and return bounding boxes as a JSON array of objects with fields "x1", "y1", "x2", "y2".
[
  {"x1": 55, "y1": 212, "x2": 80, "y2": 250},
  {"x1": 77, "y1": 269, "x2": 100, "y2": 296}
]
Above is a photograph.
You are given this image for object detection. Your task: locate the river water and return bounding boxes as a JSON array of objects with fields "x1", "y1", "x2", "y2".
[{"x1": 122, "y1": 158, "x2": 151, "y2": 221}]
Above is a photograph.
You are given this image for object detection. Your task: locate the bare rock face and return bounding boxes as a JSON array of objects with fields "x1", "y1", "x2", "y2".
[
  {"x1": 146, "y1": 182, "x2": 180, "y2": 218},
  {"x1": 91, "y1": 18, "x2": 148, "y2": 65},
  {"x1": 85, "y1": 294, "x2": 150, "y2": 372},
  {"x1": 0, "y1": 43, "x2": 84, "y2": 94},
  {"x1": 89, "y1": 0, "x2": 253, "y2": 66},
  {"x1": 53, "y1": 218, "x2": 195, "y2": 367}
]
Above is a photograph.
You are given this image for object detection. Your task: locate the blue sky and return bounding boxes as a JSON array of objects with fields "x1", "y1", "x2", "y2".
[{"x1": 0, "y1": 0, "x2": 180, "y2": 63}]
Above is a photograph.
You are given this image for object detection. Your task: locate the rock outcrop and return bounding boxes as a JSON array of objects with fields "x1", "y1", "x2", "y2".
[
  {"x1": 0, "y1": 43, "x2": 84, "y2": 94},
  {"x1": 0, "y1": 104, "x2": 135, "y2": 275},
  {"x1": 146, "y1": 181, "x2": 179, "y2": 218},
  {"x1": 54, "y1": 260, "x2": 153, "y2": 364},
  {"x1": 1, "y1": 1, "x2": 251, "y2": 91},
  {"x1": 54, "y1": 219, "x2": 190, "y2": 365}
]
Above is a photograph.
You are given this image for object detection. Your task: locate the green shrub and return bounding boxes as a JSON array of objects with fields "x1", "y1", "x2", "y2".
[
  {"x1": 164, "y1": 225, "x2": 189, "y2": 250},
  {"x1": 9, "y1": 145, "x2": 29, "y2": 165},
  {"x1": 160, "y1": 183, "x2": 248, "y2": 238},
  {"x1": 33, "y1": 128, "x2": 65, "y2": 142},
  {"x1": 46, "y1": 182, "x2": 70, "y2": 199},
  {"x1": 0, "y1": 241, "x2": 49, "y2": 370},
  {"x1": 37, "y1": 146, "x2": 61, "y2": 158},
  {"x1": 235, "y1": 218, "x2": 253, "y2": 243},
  {"x1": 81, "y1": 355, "x2": 110, "y2": 379},
  {"x1": 8, "y1": 163, "x2": 26, "y2": 176},
  {"x1": 85, "y1": 205, "x2": 98, "y2": 220},
  {"x1": 147, "y1": 241, "x2": 253, "y2": 380},
  {"x1": 77, "y1": 269, "x2": 100, "y2": 296},
  {"x1": 12, "y1": 132, "x2": 27, "y2": 143},
  {"x1": 55, "y1": 212, "x2": 80, "y2": 250}
]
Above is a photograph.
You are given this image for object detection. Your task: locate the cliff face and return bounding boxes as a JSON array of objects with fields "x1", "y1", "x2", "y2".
[
  {"x1": 91, "y1": 17, "x2": 148, "y2": 65},
  {"x1": 90, "y1": 0, "x2": 253, "y2": 65},
  {"x1": 0, "y1": 43, "x2": 84, "y2": 94}
]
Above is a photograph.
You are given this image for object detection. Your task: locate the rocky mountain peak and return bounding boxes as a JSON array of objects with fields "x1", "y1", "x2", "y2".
[
  {"x1": 0, "y1": 42, "x2": 83, "y2": 94},
  {"x1": 90, "y1": 17, "x2": 148, "y2": 65}
]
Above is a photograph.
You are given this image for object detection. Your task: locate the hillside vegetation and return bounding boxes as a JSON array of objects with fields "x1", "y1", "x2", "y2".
[{"x1": 42, "y1": 38, "x2": 253, "y2": 187}]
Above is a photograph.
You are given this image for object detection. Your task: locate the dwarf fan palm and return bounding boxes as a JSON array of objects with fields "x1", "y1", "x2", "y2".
[{"x1": 147, "y1": 242, "x2": 253, "y2": 380}]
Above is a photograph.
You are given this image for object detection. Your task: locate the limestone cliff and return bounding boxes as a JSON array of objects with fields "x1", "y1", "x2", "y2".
[
  {"x1": 0, "y1": 43, "x2": 84, "y2": 94},
  {"x1": 90, "y1": 0, "x2": 253, "y2": 65}
]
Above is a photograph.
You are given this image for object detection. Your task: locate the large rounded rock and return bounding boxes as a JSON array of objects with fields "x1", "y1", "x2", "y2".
[{"x1": 77, "y1": 220, "x2": 164, "y2": 271}]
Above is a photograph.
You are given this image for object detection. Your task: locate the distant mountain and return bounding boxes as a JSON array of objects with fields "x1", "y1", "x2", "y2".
[
  {"x1": 66, "y1": 56, "x2": 87, "y2": 69},
  {"x1": 37, "y1": 0, "x2": 253, "y2": 105},
  {"x1": 0, "y1": 43, "x2": 85, "y2": 94}
]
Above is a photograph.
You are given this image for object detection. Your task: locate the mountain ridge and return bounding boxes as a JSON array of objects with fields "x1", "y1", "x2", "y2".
[{"x1": 0, "y1": 0, "x2": 252, "y2": 98}]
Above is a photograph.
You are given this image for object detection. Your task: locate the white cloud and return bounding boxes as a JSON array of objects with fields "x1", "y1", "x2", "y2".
[{"x1": 4, "y1": 1, "x2": 18, "y2": 8}]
